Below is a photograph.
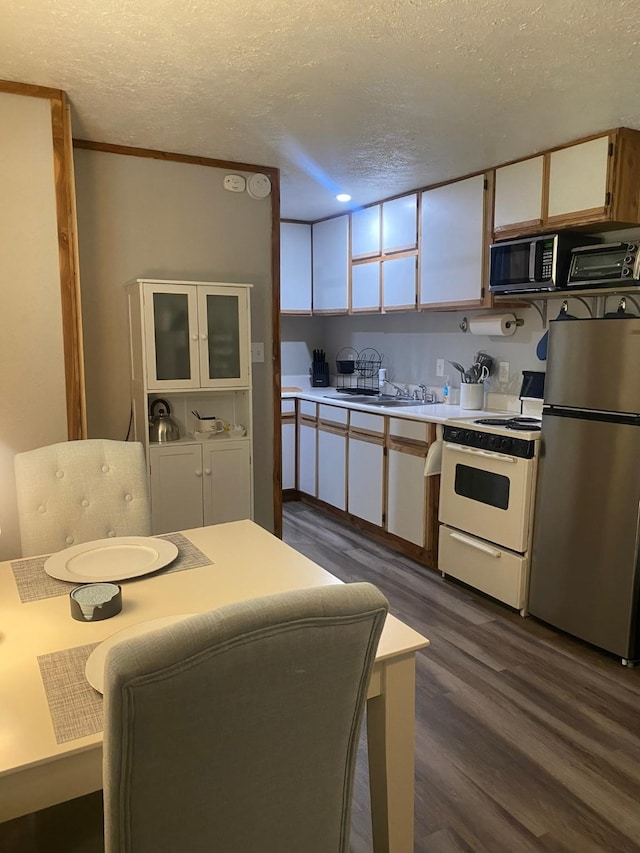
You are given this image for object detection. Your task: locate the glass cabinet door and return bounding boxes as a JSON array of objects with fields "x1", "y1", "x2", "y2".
[
  {"x1": 144, "y1": 285, "x2": 199, "y2": 389},
  {"x1": 197, "y1": 286, "x2": 250, "y2": 387}
]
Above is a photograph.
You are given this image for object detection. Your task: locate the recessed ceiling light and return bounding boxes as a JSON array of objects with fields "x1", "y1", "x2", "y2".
[{"x1": 336, "y1": 193, "x2": 351, "y2": 202}]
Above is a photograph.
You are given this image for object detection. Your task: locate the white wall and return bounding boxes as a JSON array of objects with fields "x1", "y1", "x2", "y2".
[
  {"x1": 283, "y1": 307, "x2": 547, "y2": 397},
  {"x1": 0, "y1": 92, "x2": 68, "y2": 560},
  {"x1": 74, "y1": 150, "x2": 275, "y2": 530}
]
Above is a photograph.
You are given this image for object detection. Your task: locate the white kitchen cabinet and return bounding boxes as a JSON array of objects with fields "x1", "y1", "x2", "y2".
[
  {"x1": 494, "y1": 157, "x2": 544, "y2": 236},
  {"x1": 280, "y1": 222, "x2": 312, "y2": 314},
  {"x1": 150, "y1": 440, "x2": 251, "y2": 534},
  {"x1": 547, "y1": 136, "x2": 610, "y2": 221},
  {"x1": 351, "y1": 261, "x2": 381, "y2": 312},
  {"x1": 282, "y1": 422, "x2": 296, "y2": 490},
  {"x1": 387, "y1": 445, "x2": 426, "y2": 547},
  {"x1": 317, "y1": 428, "x2": 347, "y2": 510},
  {"x1": 312, "y1": 215, "x2": 349, "y2": 313},
  {"x1": 135, "y1": 280, "x2": 251, "y2": 391},
  {"x1": 383, "y1": 255, "x2": 417, "y2": 310},
  {"x1": 348, "y1": 412, "x2": 385, "y2": 525},
  {"x1": 382, "y1": 193, "x2": 417, "y2": 253},
  {"x1": 351, "y1": 205, "x2": 381, "y2": 258},
  {"x1": 126, "y1": 279, "x2": 254, "y2": 535},
  {"x1": 420, "y1": 174, "x2": 488, "y2": 308},
  {"x1": 298, "y1": 403, "x2": 317, "y2": 496}
]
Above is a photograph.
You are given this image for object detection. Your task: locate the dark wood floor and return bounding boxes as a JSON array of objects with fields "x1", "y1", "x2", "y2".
[{"x1": 283, "y1": 500, "x2": 640, "y2": 853}]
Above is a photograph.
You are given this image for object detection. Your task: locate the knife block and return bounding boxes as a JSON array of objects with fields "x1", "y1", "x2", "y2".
[{"x1": 311, "y1": 362, "x2": 330, "y2": 387}]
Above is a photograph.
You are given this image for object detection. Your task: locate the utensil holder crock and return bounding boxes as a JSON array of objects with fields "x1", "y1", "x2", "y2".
[{"x1": 460, "y1": 383, "x2": 484, "y2": 410}]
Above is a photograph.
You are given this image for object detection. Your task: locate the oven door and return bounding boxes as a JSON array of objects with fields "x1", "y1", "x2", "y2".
[{"x1": 439, "y1": 442, "x2": 535, "y2": 552}]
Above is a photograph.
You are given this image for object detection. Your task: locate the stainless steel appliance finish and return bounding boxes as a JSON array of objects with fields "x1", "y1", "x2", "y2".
[
  {"x1": 567, "y1": 241, "x2": 640, "y2": 288},
  {"x1": 489, "y1": 232, "x2": 599, "y2": 294},
  {"x1": 529, "y1": 317, "x2": 640, "y2": 663}
]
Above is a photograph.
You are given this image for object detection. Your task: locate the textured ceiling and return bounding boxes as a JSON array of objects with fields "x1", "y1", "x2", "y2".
[{"x1": 4, "y1": 0, "x2": 640, "y2": 220}]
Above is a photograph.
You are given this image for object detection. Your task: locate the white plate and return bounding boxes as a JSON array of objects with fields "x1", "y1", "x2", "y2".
[
  {"x1": 44, "y1": 536, "x2": 179, "y2": 583},
  {"x1": 85, "y1": 614, "x2": 194, "y2": 693}
]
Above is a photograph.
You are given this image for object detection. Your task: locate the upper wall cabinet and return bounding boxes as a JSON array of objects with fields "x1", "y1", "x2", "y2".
[
  {"x1": 137, "y1": 280, "x2": 252, "y2": 390},
  {"x1": 312, "y1": 215, "x2": 349, "y2": 313},
  {"x1": 382, "y1": 194, "x2": 418, "y2": 253},
  {"x1": 280, "y1": 222, "x2": 312, "y2": 314},
  {"x1": 351, "y1": 205, "x2": 380, "y2": 258},
  {"x1": 493, "y1": 128, "x2": 640, "y2": 239},
  {"x1": 420, "y1": 174, "x2": 491, "y2": 308}
]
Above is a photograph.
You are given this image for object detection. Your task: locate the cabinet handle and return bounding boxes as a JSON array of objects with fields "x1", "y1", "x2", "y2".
[
  {"x1": 200, "y1": 333, "x2": 208, "y2": 340},
  {"x1": 191, "y1": 333, "x2": 198, "y2": 341},
  {"x1": 444, "y1": 443, "x2": 517, "y2": 463},
  {"x1": 195, "y1": 469, "x2": 203, "y2": 477},
  {"x1": 204, "y1": 468, "x2": 211, "y2": 475}
]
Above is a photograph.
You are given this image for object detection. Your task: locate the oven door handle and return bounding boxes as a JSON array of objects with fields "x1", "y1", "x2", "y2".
[
  {"x1": 449, "y1": 531, "x2": 502, "y2": 558},
  {"x1": 444, "y1": 443, "x2": 518, "y2": 463}
]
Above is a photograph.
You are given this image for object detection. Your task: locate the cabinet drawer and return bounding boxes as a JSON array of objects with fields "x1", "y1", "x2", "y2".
[
  {"x1": 349, "y1": 411, "x2": 384, "y2": 435},
  {"x1": 299, "y1": 399, "x2": 317, "y2": 418},
  {"x1": 388, "y1": 418, "x2": 428, "y2": 444},
  {"x1": 281, "y1": 399, "x2": 296, "y2": 415},
  {"x1": 438, "y1": 524, "x2": 527, "y2": 610},
  {"x1": 318, "y1": 404, "x2": 348, "y2": 425}
]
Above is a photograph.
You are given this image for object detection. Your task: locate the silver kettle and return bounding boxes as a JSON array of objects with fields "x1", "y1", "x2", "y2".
[{"x1": 149, "y1": 399, "x2": 180, "y2": 443}]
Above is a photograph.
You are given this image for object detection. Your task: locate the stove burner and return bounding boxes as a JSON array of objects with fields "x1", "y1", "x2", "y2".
[{"x1": 474, "y1": 417, "x2": 542, "y2": 432}]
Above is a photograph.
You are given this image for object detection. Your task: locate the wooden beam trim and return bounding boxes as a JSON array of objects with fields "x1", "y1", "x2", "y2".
[{"x1": 0, "y1": 79, "x2": 64, "y2": 99}]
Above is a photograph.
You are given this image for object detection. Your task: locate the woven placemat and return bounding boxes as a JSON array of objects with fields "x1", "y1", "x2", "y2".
[
  {"x1": 11, "y1": 532, "x2": 211, "y2": 604},
  {"x1": 37, "y1": 642, "x2": 103, "y2": 744}
]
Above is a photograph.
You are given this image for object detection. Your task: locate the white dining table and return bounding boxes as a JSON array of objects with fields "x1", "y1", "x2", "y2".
[{"x1": 0, "y1": 519, "x2": 429, "y2": 852}]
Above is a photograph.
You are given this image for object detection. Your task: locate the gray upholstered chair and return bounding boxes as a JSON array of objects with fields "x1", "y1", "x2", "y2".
[
  {"x1": 102, "y1": 582, "x2": 388, "y2": 853},
  {"x1": 14, "y1": 439, "x2": 151, "y2": 557}
]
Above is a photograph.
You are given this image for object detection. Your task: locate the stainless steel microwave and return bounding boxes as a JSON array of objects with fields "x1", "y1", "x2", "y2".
[
  {"x1": 489, "y1": 233, "x2": 600, "y2": 294},
  {"x1": 566, "y1": 241, "x2": 640, "y2": 287}
]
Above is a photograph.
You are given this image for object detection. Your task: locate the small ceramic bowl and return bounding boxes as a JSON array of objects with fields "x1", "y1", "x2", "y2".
[{"x1": 226, "y1": 424, "x2": 247, "y2": 436}]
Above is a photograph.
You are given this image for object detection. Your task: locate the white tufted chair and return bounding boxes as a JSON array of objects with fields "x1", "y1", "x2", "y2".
[{"x1": 14, "y1": 439, "x2": 151, "y2": 557}]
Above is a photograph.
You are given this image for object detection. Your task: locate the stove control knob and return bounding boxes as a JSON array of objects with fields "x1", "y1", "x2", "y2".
[{"x1": 501, "y1": 437, "x2": 513, "y2": 452}]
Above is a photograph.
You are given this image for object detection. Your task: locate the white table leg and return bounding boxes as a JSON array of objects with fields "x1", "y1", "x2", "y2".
[{"x1": 366, "y1": 653, "x2": 416, "y2": 853}]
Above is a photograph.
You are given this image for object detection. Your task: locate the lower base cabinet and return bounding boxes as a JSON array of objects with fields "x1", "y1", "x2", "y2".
[
  {"x1": 298, "y1": 421, "x2": 317, "y2": 495},
  {"x1": 348, "y1": 435, "x2": 384, "y2": 526},
  {"x1": 150, "y1": 440, "x2": 251, "y2": 534},
  {"x1": 317, "y1": 428, "x2": 346, "y2": 510},
  {"x1": 282, "y1": 422, "x2": 296, "y2": 490},
  {"x1": 386, "y1": 446, "x2": 427, "y2": 547}
]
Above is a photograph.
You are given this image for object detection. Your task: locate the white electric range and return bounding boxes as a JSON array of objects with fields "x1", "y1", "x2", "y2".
[{"x1": 437, "y1": 414, "x2": 542, "y2": 615}]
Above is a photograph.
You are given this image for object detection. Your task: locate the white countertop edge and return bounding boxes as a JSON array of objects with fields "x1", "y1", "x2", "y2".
[{"x1": 282, "y1": 387, "x2": 513, "y2": 423}]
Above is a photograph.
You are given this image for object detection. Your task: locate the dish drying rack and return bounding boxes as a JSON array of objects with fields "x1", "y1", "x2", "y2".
[{"x1": 335, "y1": 347, "x2": 383, "y2": 394}]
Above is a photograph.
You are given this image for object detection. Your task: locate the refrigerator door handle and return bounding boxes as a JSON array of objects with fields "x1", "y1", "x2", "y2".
[{"x1": 450, "y1": 531, "x2": 502, "y2": 558}]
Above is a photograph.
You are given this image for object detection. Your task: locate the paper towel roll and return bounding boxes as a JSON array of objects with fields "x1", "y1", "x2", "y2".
[{"x1": 468, "y1": 313, "x2": 517, "y2": 337}]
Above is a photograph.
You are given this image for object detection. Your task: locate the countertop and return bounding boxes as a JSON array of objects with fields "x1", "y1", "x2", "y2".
[{"x1": 281, "y1": 386, "x2": 509, "y2": 424}]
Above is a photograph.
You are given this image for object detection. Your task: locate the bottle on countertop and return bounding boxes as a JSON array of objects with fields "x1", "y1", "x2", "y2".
[{"x1": 443, "y1": 376, "x2": 450, "y2": 404}]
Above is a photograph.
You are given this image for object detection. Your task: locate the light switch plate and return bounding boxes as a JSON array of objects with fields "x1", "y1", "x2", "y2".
[
  {"x1": 499, "y1": 361, "x2": 509, "y2": 384},
  {"x1": 436, "y1": 358, "x2": 445, "y2": 377},
  {"x1": 251, "y1": 342, "x2": 265, "y2": 363}
]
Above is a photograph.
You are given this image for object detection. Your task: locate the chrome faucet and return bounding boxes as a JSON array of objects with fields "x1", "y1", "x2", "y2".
[
  {"x1": 385, "y1": 381, "x2": 411, "y2": 399},
  {"x1": 414, "y1": 384, "x2": 435, "y2": 403}
]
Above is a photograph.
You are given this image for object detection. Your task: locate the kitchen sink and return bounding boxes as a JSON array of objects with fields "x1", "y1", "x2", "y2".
[{"x1": 325, "y1": 394, "x2": 440, "y2": 407}]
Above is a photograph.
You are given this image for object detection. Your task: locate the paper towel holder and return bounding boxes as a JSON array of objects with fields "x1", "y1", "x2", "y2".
[{"x1": 459, "y1": 315, "x2": 524, "y2": 333}]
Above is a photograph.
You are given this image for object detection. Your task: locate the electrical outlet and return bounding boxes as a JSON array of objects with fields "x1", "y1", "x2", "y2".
[
  {"x1": 498, "y1": 361, "x2": 509, "y2": 384},
  {"x1": 251, "y1": 342, "x2": 265, "y2": 363},
  {"x1": 436, "y1": 358, "x2": 445, "y2": 377}
]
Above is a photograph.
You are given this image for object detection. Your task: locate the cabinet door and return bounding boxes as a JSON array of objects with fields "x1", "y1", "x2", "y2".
[
  {"x1": 317, "y1": 429, "x2": 346, "y2": 510},
  {"x1": 494, "y1": 157, "x2": 544, "y2": 235},
  {"x1": 312, "y1": 215, "x2": 349, "y2": 312},
  {"x1": 348, "y1": 436, "x2": 384, "y2": 526},
  {"x1": 202, "y1": 442, "x2": 252, "y2": 524},
  {"x1": 387, "y1": 447, "x2": 426, "y2": 547},
  {"x1": 282, "y1": 421, "x2": 296, "y2": 490},
  {"x1": 351, "y1": 261, "x2": 381, "y2": 312},
  {"x1": 351, "y1": 205, "x2": 381, "y2": 258},
  {"x1": 197, "y1": 285, "x2": 251, "y2": 388},
  {"x1": 298, "y1": 423, "x2": 317, "y2": 495},
  {"x1": 280, "y1": 222, "x2": 312, "y2": 314},
  {"x1": 382, "y1": 194, "x2": 417, "y2": 253},
  {"x1": 420, "y1": 174, "x2": 486, "y2": 307},
  {"x1": 383, "y1": 255, "x2": 417, "y2": 310},
  {"x1": 144, "y1": 284, "x2": 200, "y2": 390},
  {"x1": 547, "y1": 136, "x2": 610, "y2": 221},
  {"x1": 149, "y1": 444, "x2": 203, "y2": 534}
]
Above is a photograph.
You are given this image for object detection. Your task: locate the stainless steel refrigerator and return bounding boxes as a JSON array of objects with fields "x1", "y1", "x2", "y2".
[{"x1": 529, "y1": 316, "x2": 640, "y2": 663}]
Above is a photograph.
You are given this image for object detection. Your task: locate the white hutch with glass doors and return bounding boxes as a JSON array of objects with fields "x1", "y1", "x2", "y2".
[{"x1": 126, "y1": 279, "x2": 253, "y2": 534}]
